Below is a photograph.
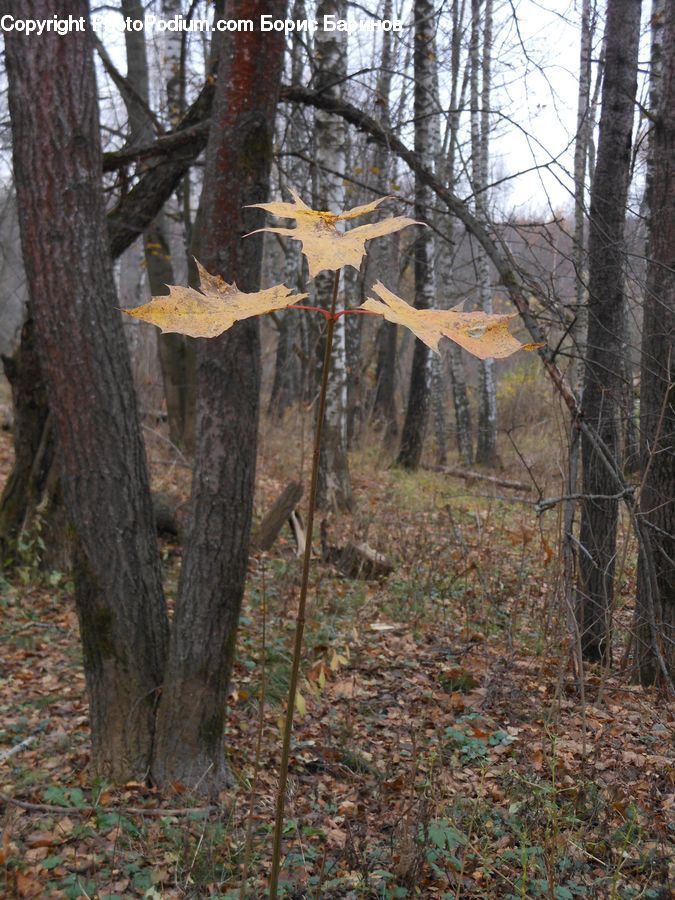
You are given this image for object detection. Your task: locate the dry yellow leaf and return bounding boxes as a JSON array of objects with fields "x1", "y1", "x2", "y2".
[
  {"x1": 294, "y1": 690, "x2": 306, "y2": 716},
  {"x1": 247, "y1": 189, "x2": 422, "y2": 277},
  {"x1": 361, "y1": 282, "x2": 532, "y2": 360},
  {"x1": 123, "y1": 261, "x2": 306, "y2": 338}
]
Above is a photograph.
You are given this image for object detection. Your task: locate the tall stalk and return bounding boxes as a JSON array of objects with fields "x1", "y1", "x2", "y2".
[{"x1": 269, "y1": 269, "x2": 341, "y2": 898}]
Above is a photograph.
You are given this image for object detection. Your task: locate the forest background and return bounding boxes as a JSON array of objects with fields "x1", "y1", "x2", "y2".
[{"x1": 0, "y1": 0, "x2": 672, "y2": 896}]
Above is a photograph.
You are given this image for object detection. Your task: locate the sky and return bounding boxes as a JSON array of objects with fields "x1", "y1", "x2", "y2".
[{"x1": 89, "y1": 0, "x2": 590, "y2": 222}]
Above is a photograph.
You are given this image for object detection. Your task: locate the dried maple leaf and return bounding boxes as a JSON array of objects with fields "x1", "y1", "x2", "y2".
[
  {"x1": 246, "y1": 189, "x2": 422, "y2": 277},
  {"x1": 361, "y1": 282, "x2": 533, "y2": 359},
  {"x1": 123, "y1": 261, "x2": 306, "y2": 338}
]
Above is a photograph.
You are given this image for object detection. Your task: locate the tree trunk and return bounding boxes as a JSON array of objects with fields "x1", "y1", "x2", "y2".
[
  {"x1": 577, "y1": 0, "x2": 642, "y2": 663},
  {"x1": 344, "y1": 263, "x2": 364, "y2": 447},
  {"x1": 397, "y1": 0, "x2": 437, "y2": 469},
  {"x1": 121, "y1": 0, "x2": 195, "y2": 453},
  {"x1": 4, "y1": 0, "x2": 169, "y2": 779},
  {"x1": 442, "y1": 0, "x2": 473, "y2": 466},
  {"x1": 0, "y1": 318, "x2": 56, "y2": 567},
  {"x1": 370, "y1": 0, "x2": 400, "y2": 445},
  {"x1": 471, "y1": 0, "x2": 498, "y2": 467},
  {"x1": 313, "y1": 0, "x2": 354, "y2": 511},
  {"x1": 151, "y1": 0, "x2": 285, "y2": 793},
  {"x1": 634, "y1": 0, "x2": 674, "y2": 686},
  {"x1": 269, "y1": 0, "x2": 308, "y2": 419}
]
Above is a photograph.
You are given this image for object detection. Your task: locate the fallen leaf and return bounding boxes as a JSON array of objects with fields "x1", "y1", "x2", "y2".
[
  {"x1": 16, "y1": 871, "x2": 43, "y2": 898},
  {"x1": 360, "y1": 282, "x2": 532, "y2": 359},
  {"x1": 124, "y1": 261, "x2": 306, "y2": 338},
  {"x1": 294, "y1": 690, "x2": 306, "y2": 716},
  {"x1": 247, "y1": 190, "x2": 421, "y2": 277}
]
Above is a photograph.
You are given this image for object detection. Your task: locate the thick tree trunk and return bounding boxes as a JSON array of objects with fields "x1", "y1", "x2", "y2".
[
  {"x1": 397, "y1": 0, "x2": 437, "y2": 469},
  {"x1": 313, "y1": 0, "x2": 354, "y2": 511},
  {"x1": 5, "y1": 0, "x2": 169, "y2": 779},
  {"x1": 635, "y1": 0, "x2": 674, "y2": 686},
  {"x1": 577, "y1": 0, "x2": 641, "y2": 663},
  {"x1": 151, "y1": 0, "x2": 285, "y2": 793}
]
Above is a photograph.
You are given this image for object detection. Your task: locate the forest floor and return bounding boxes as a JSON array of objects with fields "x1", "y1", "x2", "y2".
[{"x1": 0, "y1": 380, "x2": 673, "y2": 899}]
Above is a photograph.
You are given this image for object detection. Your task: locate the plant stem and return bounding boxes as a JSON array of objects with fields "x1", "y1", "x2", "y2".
[{"x1": 268, "y1": 269, "x2": 341, "y2": 898}]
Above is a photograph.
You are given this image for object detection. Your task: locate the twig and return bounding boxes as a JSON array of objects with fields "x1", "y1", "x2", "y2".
[
  {"x1": 0, "y1": 791, "x2": 216, "y2": 818},
  {"x1": 535, "y1": 488, "x2": 635, "y2": 514},
  {"x1": 0, "y1": 735, "x2": 37, "y2": 763}
]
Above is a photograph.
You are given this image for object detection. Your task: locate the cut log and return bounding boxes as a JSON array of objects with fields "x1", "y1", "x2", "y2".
[
  {"x1": 252, "y1": 480, "x2": 303, "y2": 551},
  {"x1": 423, "y1": 464, "x2": 532, "y2": 492}
]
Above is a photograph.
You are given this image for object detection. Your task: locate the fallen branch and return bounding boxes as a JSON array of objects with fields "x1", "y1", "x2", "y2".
[
  {"x1": 0, "y1": 790, "x2": 216, "y2": 818},
  {"x1": 423, "y1": 464, "x2": 532, "y2": 492},
  {"x1": 0, "y1": 735, "x2": 37, "y2": 764}
]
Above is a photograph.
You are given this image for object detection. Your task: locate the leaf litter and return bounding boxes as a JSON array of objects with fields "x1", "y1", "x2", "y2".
[{"x1": 0, "y1": 418, "x2": 672, "y2": 898}]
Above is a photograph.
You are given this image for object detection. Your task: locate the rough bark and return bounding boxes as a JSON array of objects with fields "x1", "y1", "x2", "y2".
[
  {"x1": 577, "y1": 0, "x2": 642, "y2": 662},
  {"x1": 397, "y1": 0, "x2": 437, "y2": 469},
  {"x1": 635, "y1": 0, "x2": 674, "y2": 685},
  {"x1": 151, "y1": 0, "x2": 285, "y2": 793},
  {"x1": 313, "y1": 0, "x2": 354, "y2": 511},
  {"x1": 4, "y1": 0, "x2": 169, "y2": 779}
]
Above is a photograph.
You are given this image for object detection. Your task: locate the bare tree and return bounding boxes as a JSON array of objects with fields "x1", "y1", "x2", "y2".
[
  {"x1": 117, "y1": 0, "x2": 195, "y2": 453},
  {"x1": 577, "y1": 0, "x2": 642, "y2": 662},
  {"x1": 471, "y1": 0, "x2": 498, "y2": 466},
  {"x1": 370, "y1": 0, "x2": 400, "y2": 446},
  {"x1": 313, "y1": 0, "x2": 354, "y2": 510},
  {"x1": 397, "y1": 0, "x2": 438, "y2": 469},
  {"x1": 634, "y1": 0, "x2": 674, "y2": 685}
]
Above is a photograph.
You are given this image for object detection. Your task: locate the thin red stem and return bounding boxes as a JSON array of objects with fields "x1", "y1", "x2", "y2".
[{"x1": 268, "y1": 270, "x2": 341, "y2": 898}]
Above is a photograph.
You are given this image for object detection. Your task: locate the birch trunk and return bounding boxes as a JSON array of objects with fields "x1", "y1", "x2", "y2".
[
  {"x1": 314, "y1": 0, "x2": 354, "y2": 511},
  {"x1": 371, "y1": 0, "x2": 399, "y2": 445},
  {"x1": 471, "y1": 0, "x2": 498, "y2": 467},
  {"x1": 269, "y1": 0, "x2": 307, "y2": 419},
  {"x1": 563, "y1": 0, "x2": 595, "y2": 659}
]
